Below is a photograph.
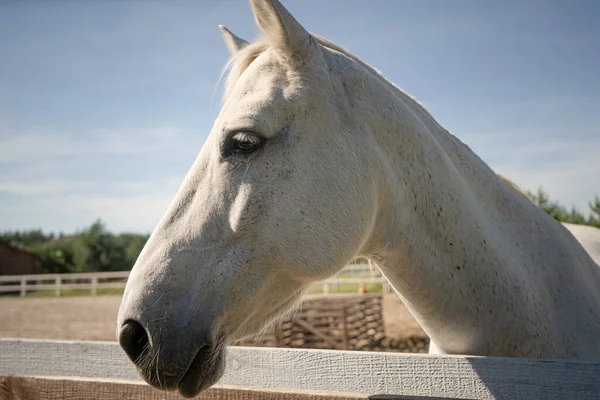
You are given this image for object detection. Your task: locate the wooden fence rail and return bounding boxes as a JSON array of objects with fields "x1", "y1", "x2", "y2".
[
  {"x1": 0, "y1": 271, "x2": 130, "y2": 297},
  {"x1": 1, "y1": 338, "x2": 599, "y2": 399},
  {"x1": 0, "y1": 264, "x2": 390, "y2": 297}
]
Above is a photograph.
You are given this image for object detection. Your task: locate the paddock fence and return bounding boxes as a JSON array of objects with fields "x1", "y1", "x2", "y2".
[
  {"x1": 1, "y1": 338, "x2": 599, "y2": 400},
  {"x1": 0, "y1": 263, "x2": 390, "y2": 297}
]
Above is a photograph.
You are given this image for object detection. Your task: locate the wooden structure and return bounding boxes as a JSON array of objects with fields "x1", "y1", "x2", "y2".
[
  {"x1": 236, "y1": 295, "x2": 385, "y2": 350},
  {"x1": 0, "y1": 243, "x2": 37, "y2": 276},
  {"x1": 1, "y1": 338, "x2": 600, "y2": 399}
]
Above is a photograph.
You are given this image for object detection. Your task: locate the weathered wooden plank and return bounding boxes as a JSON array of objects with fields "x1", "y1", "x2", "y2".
[
  {"x1": 2, "y1": 339, "x2": 600, "y2": 399},
  {"x1": 0, "y1": 285, "x2": 24, "y2": 293},
  {"x1": 0, "y1": 375, "x2": 461, "y2": 400},
  {"x1": 293, "y1": 320, "x2": 344, "y2": 349},
  {"x1": 0, "y1": 376, "x2": 379, "y2": 400}
]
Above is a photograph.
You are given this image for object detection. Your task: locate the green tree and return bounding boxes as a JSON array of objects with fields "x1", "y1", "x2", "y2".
[
  {"x1": 119, "y1": 233, "x2": 148, "y2": 269},
  {"x1": 528, "y1": 187, "x2": 568, "y2": 222},
  {"x1": 1, "y1": 219, "x2": 149, "y2": 273},
  {"x1": 527, "y1": 187, "x2": 600, "y2": 228},
  {"x1": 28, "y1": 242, "x2": 75, "y2": 274},
  {"x1": 70, "y1": 220, "x2": 125, "y2": 272},
  {"x1": 586, "y1": 196, "x2": 600, "y2": 228}
]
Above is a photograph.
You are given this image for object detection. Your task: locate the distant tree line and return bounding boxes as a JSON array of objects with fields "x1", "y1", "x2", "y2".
[
  {"x1": 0, "y1": 220, "x2": 149, "y2": 274},
  {"x1": 0, "y1": 188, "x2": 598, "y2": 274},
  {"x1": 527, "y1": 188, "x2": 600, "y2": 228}
]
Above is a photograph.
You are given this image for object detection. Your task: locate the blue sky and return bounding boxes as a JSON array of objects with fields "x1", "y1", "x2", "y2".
[{"x1": 1, "y1": 0, "x2": 599, "y2": 234}]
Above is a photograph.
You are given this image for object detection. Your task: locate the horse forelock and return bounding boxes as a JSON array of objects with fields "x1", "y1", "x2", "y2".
[
  {"x1": 220, "y1": 33, "x2": 384, "y2": 99},
  {"x1": 221, "y1": 36, "x2": 271, "y2": 102}
]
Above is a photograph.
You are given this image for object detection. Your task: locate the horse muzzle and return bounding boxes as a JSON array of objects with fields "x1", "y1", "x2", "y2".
[{"x1": 118, "y1": 319, "x2": 227, "y2": 398}]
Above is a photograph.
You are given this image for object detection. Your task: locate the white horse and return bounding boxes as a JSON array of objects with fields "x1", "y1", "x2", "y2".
[
  {"x1": 498, "y1": 175, "x2": 600, "y2": 265},
  {"x1": 562, "y1": 223, "x2": 600, "y2": 264},
  {"x1": 117, "y1": 0, "x2": 600, "y2": 397}
]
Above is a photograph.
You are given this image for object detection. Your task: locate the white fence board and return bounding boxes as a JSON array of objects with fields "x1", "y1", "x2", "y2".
[
  {"x1": 0, "y1": 271, "x2": 130, "y2": 283},
  {"x1": 1, "y1": 339, "x2": 599, "y2": 399},
  {"x1": 0, "y1": 264, "x2": 386, "y2": 296},
  {"x1": 0, "y1": 264, "x2": 375, "y2": 284}
]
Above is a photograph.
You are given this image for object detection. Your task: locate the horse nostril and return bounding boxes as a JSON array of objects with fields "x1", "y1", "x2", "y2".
[{"x1": 119, "y1": 319, "x2": 150, "y2": 364}]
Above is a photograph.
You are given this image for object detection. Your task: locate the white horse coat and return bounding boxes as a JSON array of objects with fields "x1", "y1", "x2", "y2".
[
  {"x1": 117, "y1": 1, "x2": 600, "y2": 397},
  {"x1": 563, "y1": 222, "x2": 600, "y2": 265}
]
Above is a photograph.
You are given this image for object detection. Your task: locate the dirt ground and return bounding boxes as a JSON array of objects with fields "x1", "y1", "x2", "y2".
[
  {"x1": 0, "y1": 294, "x2": 426, "y2": 342},
  {"x1": 381, "y1": 295, "x2": 427, "y2": 340},
  {"x1": 0, "y1": 295, "x2": 123, "y2": 341}
]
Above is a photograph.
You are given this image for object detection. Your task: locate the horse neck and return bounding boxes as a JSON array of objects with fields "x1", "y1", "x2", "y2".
[{"x1": 338, "y1": 52, "x2": 543, "y2": 351}]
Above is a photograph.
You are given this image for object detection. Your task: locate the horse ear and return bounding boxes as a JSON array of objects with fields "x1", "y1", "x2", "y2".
[
  {"x1": 249, "y1": 0, "x2": 312, "y2": 56},
  {"x1": 219, "y1": 25, "x2": 249, "y2": 55}
]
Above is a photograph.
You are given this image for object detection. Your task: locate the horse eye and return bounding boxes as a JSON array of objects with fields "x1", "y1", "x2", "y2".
[{"x1": 230, "y1": 132, "x2": 262, "y2": 155}]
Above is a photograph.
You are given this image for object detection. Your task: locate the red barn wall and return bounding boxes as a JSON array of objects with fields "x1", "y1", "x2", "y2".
[{"x1": 0, "y1": 244, "x2": 38, "y2": 275}]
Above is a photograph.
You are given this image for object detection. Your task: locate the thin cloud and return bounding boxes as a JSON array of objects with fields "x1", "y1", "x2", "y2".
[
  {"x1": 0, "y1": 127, "x2": 193, "y2": 163},
  {"x1": 0, "y1": 177, "x2": 182, "y2": 197},
  {"x1": 0, "y1": 177, "x2": 183, "y2": 233},
  {"x1": 494, "y1": 140, "x2": 600, "y2": 213}
]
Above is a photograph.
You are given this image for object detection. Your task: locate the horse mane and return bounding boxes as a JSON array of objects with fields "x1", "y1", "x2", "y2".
[
  {"x1": 497, "y1": 175, "x2": 532, "y2": 201},
  {"x1": 222, "y1": 36, "x2": 270, "y2": 101}
]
